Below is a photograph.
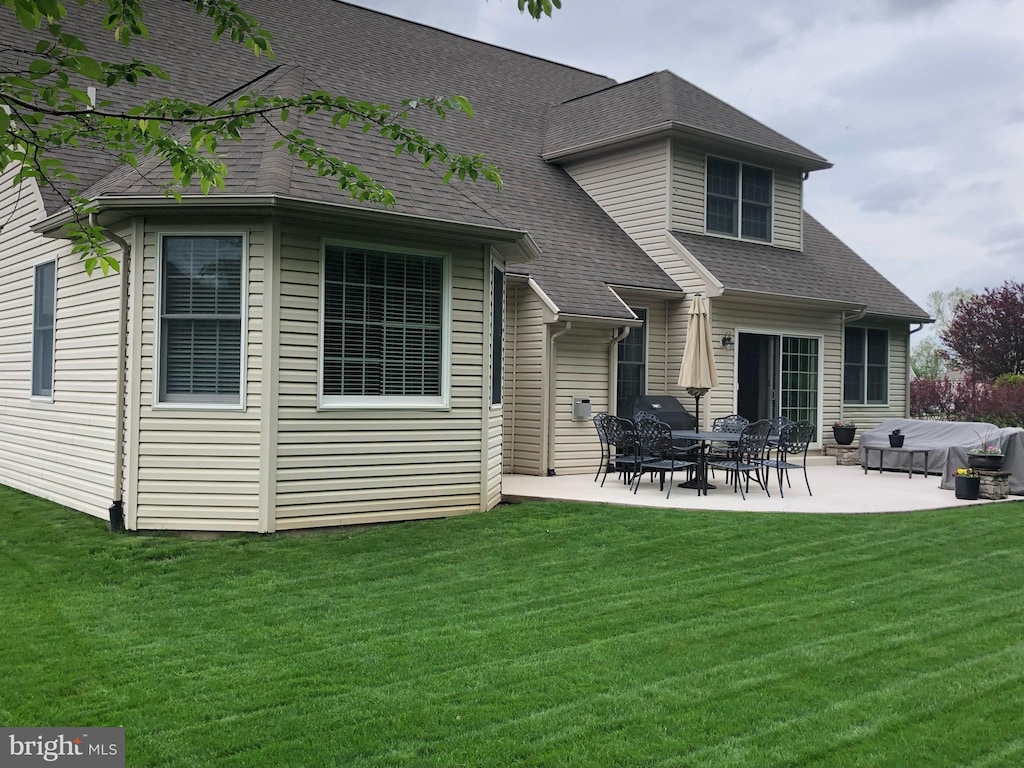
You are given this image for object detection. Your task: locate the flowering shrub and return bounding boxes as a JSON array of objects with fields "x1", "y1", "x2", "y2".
[
  {"x1": 955, "y1": 467, "x2": 979, "y2": 478},
  {"x1": 911, "y1": 376, "x2": 1024, "y2": 427}
]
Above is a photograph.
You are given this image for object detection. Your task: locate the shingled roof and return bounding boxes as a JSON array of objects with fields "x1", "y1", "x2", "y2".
[
  {"x1": 2, "y1": 0, "x2": 684, "y2": 319},
  {"x1": 544, "y1": 70, "x2": 831, "y2": 170},
  {"x1": 671, "y1": 214, "x2": 930, "y2": 321}
]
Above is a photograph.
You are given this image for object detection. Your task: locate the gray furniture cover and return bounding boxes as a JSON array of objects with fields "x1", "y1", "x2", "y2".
[{"x1": 858, "y1": 419, "x2": 1024, "y2": 494}]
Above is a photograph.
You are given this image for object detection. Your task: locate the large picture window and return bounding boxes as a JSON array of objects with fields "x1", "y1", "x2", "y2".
[
  {"x1": 31, "y1": 260, "x2": 56, "y2": 398},
  {"x1": 844, "y1": 327, "x2": 888, "y2": 405},
  {"x1": 706, "y1": 156, "x2": 773, "y2": 242},
  {"x1": 321, "y1": 243, "x2": 448, "y2": 407},
  {"x1": 159, "y1": 235, "x2": 244, "y2": 406}
]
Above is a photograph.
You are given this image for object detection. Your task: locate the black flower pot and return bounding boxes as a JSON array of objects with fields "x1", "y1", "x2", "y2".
[
  {"x1": 955, "y1": 475, "x2": 980, "y2": 500},
  {"x1": 968, "y1": 453, "x2": 1004, "y2": 472},
  {"x1": 889, "y1": 434, "x2": 905, "y2": 448},
  {"x1": 832, "y1": 426, "x2": 856, "y2": 446}
]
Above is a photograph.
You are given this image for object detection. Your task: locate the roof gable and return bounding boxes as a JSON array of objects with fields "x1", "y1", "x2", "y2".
[{"x1": 544, "y1": 70, "x2": 830, "y2": 170}]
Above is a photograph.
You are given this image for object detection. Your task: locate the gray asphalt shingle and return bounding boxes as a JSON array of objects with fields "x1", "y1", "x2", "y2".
[
  {"x1": 2, "y1": 1, "x2": 923, "y2": 322},
  {"x1": 671, "y1": 214, "x2": 930, "y2": 320},
  {"x1": 544, "y1": 70, "x2": 830, "y2": 169}
]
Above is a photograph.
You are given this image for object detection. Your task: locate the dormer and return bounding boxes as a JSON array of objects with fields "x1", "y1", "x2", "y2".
[{"x1": 544, "y1": 70, "x2": 831, "y2": 252}]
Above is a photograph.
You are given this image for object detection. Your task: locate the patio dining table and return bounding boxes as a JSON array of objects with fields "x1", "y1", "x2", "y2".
[{"x1": 671, "y1": 430, "x2": 742, "y2": 495}]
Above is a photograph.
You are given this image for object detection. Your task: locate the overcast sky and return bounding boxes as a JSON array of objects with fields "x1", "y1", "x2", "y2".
[{"x1": 349, "y1": 0, "x2": 1023, "y2": 323}]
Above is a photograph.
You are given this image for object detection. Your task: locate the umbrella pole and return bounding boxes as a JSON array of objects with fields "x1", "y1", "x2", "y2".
[{"x1": 694, "y1": 392, "x2": 701, "y2": 431}]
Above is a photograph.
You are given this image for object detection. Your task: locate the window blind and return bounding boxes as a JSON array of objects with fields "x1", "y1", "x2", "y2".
[
  {"x1": 160, "y1": 236, "x2": 243, "y2": 404},
  {"x1": 323, "y1": 245, "x2": 444, "y2": 398}
]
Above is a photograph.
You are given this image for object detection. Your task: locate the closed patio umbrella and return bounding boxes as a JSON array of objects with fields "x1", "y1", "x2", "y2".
[{"x1": 677, "y1": 295, "x2": 719, "y2": 430}]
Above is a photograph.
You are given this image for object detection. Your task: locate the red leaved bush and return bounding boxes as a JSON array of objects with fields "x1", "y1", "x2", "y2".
[
  {"x1": 911, "y1": 375, "x2": 1024, "y2": 427},
  {"x1": 941, "y1": 281, "x2": 1024, "y2": 380}
]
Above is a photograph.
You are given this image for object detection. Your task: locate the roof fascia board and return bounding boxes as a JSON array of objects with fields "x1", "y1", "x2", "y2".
[
  {"x1": 34, "y1": 194, "x2": 537, "y2": 259},
  {"x1": 606, "y1": 283, "x2": 686, "y2": 299},
  {"x1": 545, "y1": 122, "x2": 832, "y2": 172},
  {"x1": 605, "y1": 286, "x2": 640, "y2": 320},
  {"x1": 720, "y1": 287, "x2": 865, "y2": 312},
  {"x1": 665, "y1": 233, "x2": 725, "y2": 297},
  {"x1": 527, "y1": 277, "x2": 561, "y2": 321},
  {"x1": 556, "y1": 313, "x2": 644, "y2": 327}
]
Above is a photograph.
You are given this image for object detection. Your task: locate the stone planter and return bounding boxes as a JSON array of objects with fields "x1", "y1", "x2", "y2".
[
  {"x1": 832, "y1": 426, "x2": 856, "y2": 446},
  {"x1": 955, "y1": 475, "x2": 981, "y2": 500},
  {"x1": 967, "y1": 453, "x2": 1004, "y2": 472}
]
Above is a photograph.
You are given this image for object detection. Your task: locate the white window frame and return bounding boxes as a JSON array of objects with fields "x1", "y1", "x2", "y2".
[
  {"x1": 490, "y1": 257, "x2": 505, "y2": 409},
  {"x1": 705, "y1": 154, "x2": 774, "y2": 243},
  {"x1": 318, "y1": 239, "x2": 452, "y2": 411},
  {"x1": 843, "y1": 326, "x2": 890, "y2": 406},
  {"x1": 153, "y1": 230, "x2": 248, "y2": 411},
  {"x1": 30, "y1": 259, "x2": 57, "y2": 402}
]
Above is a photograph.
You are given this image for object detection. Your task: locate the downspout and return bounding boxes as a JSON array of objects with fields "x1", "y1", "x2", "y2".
[
  {"x1": 608, "y1": 326, "x2": 630, "y2": 416},
  {"x1": 91, "y1": 213, "x2": 130, "y2": 533},
  {"x1": 546, "y1": 320, "x2": 572, "y2": 476}
]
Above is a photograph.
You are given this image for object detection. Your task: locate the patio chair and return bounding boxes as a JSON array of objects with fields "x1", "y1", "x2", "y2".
[
  {"x1": 768, "y1": 416, "x2": 795, "y2": 442},
  {"x1": 761, "y1": 420, "x2": 815, "y2": 497},
  {"x1": 707, "y1": 419, "x2": 773, "y2": 500},
  {"x1": 592, "y1": 412, "x2": 611, "y2": 482},
  {"x1": 603, "y1": 416, "x2": 644, "y2": 487},
  {"x1": 630, "y1": 418, "x2": 697, "y2": 499},
  {"x1": 708, "y1": 414, "x2": 750, "y2": 478}
]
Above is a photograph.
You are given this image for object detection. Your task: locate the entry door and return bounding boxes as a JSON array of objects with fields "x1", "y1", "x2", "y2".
[
  {"x1": 616, "y1": 308, "x2": 647, "y2": 415},
  {"x1": 737, "y1": 332, "x2": 820, "y2": 438}
]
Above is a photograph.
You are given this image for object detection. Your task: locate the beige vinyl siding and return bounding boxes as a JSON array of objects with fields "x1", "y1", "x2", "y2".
[
  {"x1": 773, "y1": 168, "x2": 803, "y2": 250},
  {"x1": 840, "y1": 320, "x2": 910, "y2": 433},
  {"x1": 671, "y1": 144, "x2": 706, "y2": 234},
  {"x1": 671, "y1": 143, "x2": 804, "y2": 251},
  {"x1": 273, "y1": 227, "x2": 488, "y2": 529},
  {"x1": 503, "y1": 280, "x2": 545, "y2": 475},
  {"x1": 552, "y1": 325, "x2": 610, "y2": 474},
  {"x1": 486, "y1": 408, "x2": 502, "y2": 509},
  {"x1": 132, "y1": 222, "x2": 263, "y2": 531},
  {"x1": 612, "y1": 291, "x2": 674, "y2": 400},
  {"x1": 0, "y1": 170, "x2": 119, "y2": 517},
  {"x1": 707, "y1": 295, "x2": 843, "y2": 437}
]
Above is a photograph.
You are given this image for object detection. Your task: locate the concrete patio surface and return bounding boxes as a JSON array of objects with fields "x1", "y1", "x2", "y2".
[{"x1": 503, "y1": 457, "x2": 1020, "y2": 514}]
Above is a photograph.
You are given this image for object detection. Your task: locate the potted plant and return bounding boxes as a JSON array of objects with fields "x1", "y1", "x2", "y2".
[
  {"x1": 832, "y1": 420, "x2": 856, "y2": 446},
  {"x1": 954, "y1": 467, "x2": 981, "y2": 500},
  {"x1": 967, "y1": 442, "x2": 1004, "y2": 472},
  {"x1": 888, "y1": 428, "x2": 905, "y2": 448}
]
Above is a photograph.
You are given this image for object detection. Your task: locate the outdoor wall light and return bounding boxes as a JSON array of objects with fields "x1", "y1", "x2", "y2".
[{"x1": 721, "y1": 333, "x2": 735, "y2": 350}]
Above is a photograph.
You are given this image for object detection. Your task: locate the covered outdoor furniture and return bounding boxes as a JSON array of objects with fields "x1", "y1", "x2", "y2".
[
  {"x1": 859, "y1": 419, "x2": 1024, "y2": 494},
  {"x1": 761, "y1": 420, "x2": 815, "y2": 497},
  {"x1": 707, "y1": 419, "x2": 773, "y2": 500},
  {"x1": 631, "y1": 419, "x2": 697, "y2": 498}
]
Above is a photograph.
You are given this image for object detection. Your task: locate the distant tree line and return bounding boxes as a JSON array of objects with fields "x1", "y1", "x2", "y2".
[{"x1": 910, "y1": 281, "x2": 1024, "y2": 427}]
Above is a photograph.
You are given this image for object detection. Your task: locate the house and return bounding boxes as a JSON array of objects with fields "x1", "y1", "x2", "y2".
[{"x1": 0, "y1": 1, "x2": 930, "y2": 531}]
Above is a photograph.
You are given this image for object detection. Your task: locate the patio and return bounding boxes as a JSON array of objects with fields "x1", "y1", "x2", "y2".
[{"x1": 503, "y1": 456, "x2": 1015, "y2": 513}]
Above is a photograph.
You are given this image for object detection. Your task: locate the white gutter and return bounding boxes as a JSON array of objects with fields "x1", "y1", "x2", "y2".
[{"x1": 89, "y1": 213, "x2": 130, "y2": 532}]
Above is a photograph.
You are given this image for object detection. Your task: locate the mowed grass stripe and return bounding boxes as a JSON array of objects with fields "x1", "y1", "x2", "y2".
[{"x1": 1, "y1": 487, "x2": 1022, "y2": 767}]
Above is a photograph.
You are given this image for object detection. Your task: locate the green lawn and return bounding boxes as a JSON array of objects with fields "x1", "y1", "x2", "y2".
[{"x1": 1, "y1": 486, "x2": 1022, "y2": 767}]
